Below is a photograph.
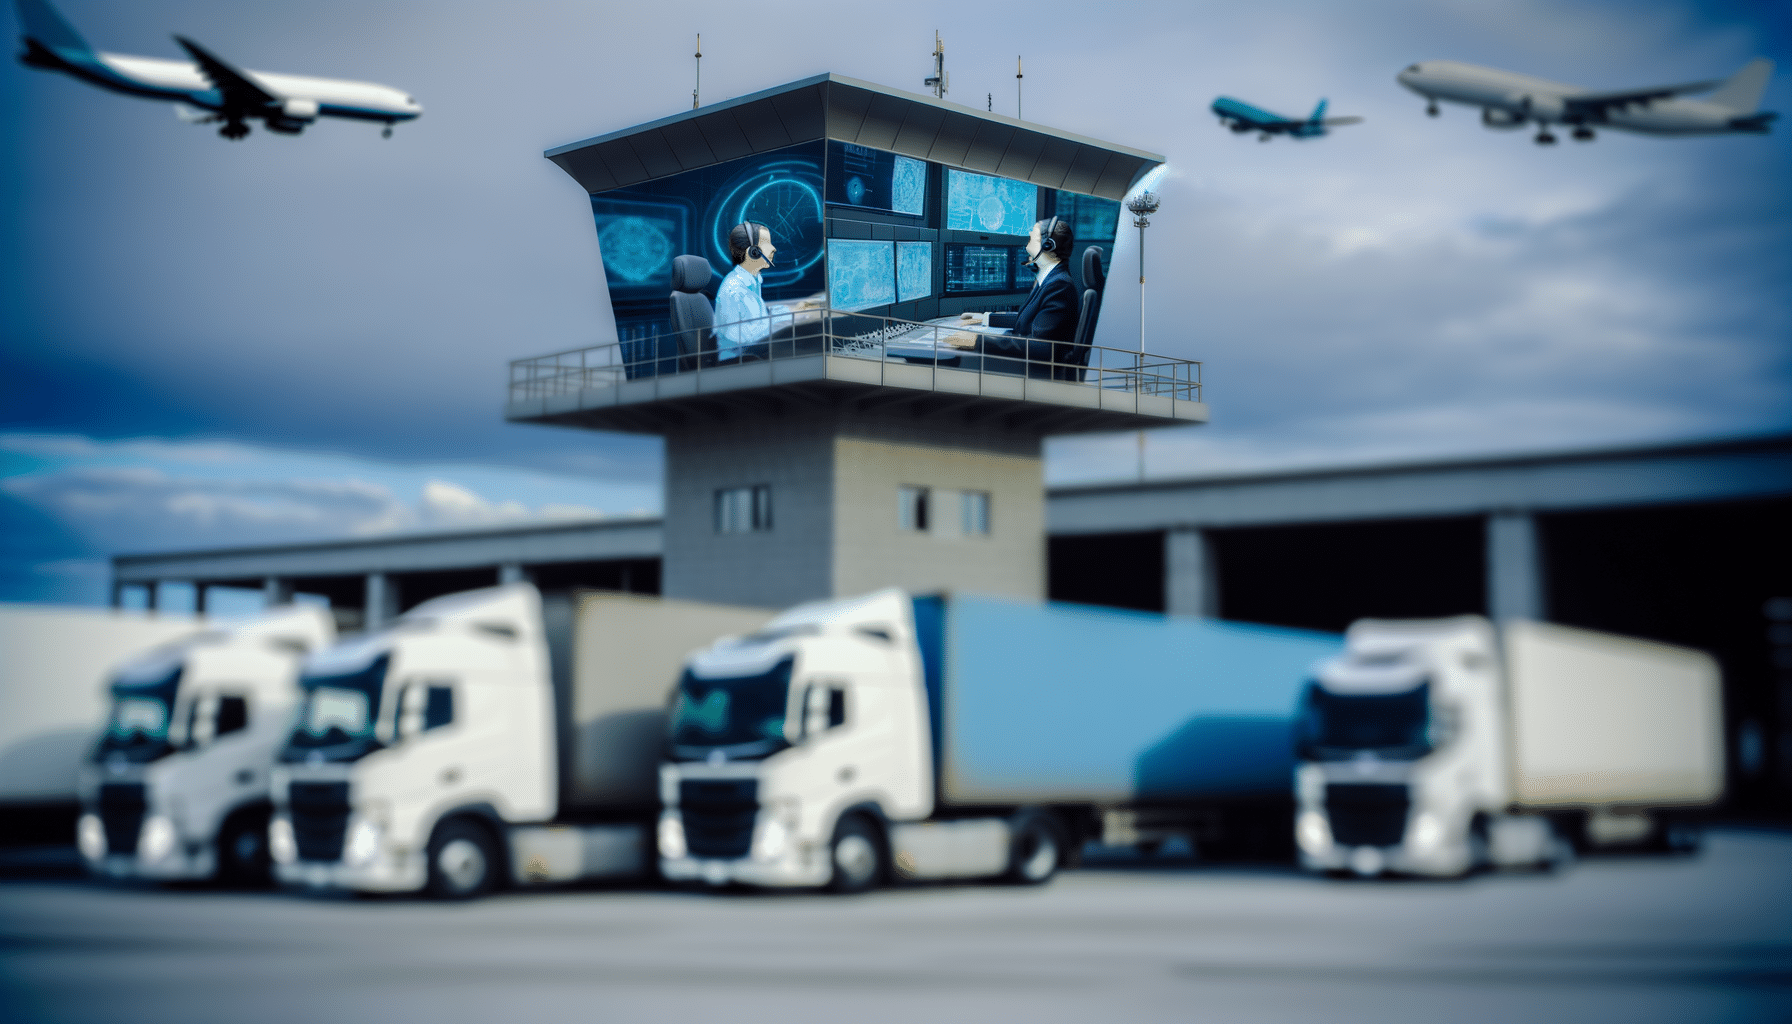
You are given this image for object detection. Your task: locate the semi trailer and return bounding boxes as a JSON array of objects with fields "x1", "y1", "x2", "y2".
[
  {"x1": 77, "y1": 605, "x2": 335, "y2": 883},
  {"x1": 1294, "y1": 616, "x2": 1725, "y2": 878},
  {"x1": 270, "y1": 585, "x2": 771, "y2": 898},
  {"x1": 657, "y1": 589, "x2": 1342, "y2": 892}
]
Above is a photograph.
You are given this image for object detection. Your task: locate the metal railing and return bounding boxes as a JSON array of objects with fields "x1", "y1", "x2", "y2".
[{"x1": 508, "y1": 309, "x2": 1202, "y2": 406}]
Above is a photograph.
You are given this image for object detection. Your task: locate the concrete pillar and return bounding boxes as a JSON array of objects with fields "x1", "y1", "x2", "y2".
[
  {"x1": 1486, "y1": 510, "x2": 1545, "y2": 622},
  {"x1": 498, "y1": 563, "x2": 528, "y2": 585},
  {"x1": 110, "y1": 580, "x2": 124, "y2": 608},
  {"x1": 1164, "y1": 527, "x2": 1217, "y2": 618},
  {"x1": 143, "y1": 582, "x2": 159, "y2": 612},
  {"x1": 365, "y1": 573, "x2": 398, "y2": 630},
  {"x1": 194, "y1": 584, "x2": 209, "y2": 616},
  {"x1": 263, "y1": 577, "x2": 293, "y2": 608}
]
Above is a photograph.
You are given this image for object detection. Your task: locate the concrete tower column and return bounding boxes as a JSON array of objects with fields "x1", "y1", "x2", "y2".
[
  {"x1": 365, "y1": 573, "x2": 398, "y2": 629},
  {"x1": 1164, "y1": 527, "x2": 1217, "y2": 618},
  {"x1": 194, "y1": 584, "x2": 209, "y2": 616},
  {"x1": 1486, "y1": 510, "x2": 1545, "y2": 622},
  {"x1": 144, "y1": 582, "x2": 159, "y2": 612}
]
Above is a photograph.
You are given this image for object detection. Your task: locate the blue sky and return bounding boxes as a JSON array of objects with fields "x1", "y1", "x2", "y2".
[{"x1": 3, "y1": 0, "x2": 1788, "y2": 604}]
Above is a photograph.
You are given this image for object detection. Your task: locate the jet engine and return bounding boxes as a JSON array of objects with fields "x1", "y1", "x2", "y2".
[
  {"x1": 1481, "y1": 108, "x2": 1526, "y2": 130},
  {"x1": 280, "y1": 98, "x2": 320, "y2": 120}
]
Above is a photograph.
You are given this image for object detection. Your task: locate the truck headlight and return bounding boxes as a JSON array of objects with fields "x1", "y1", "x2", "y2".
[
  {"x1": 753, "y1": 818, "x2": 790, "y2": 861},
  {"x1": 1409, "y1": 812, "x2": 1443, "y2": 852},
  {"x1": 1297, "y1": 810, "x2": 1332, "y2": 855},
  {"x1": 343, "y1": 818, "x2": 383, "y2": 867},
  {"x1": 77, "y1": 814, "x2": 106, "y2": 861},
  {"x1": 138, "y1": 815, "x2": 177, "y2": 863},
  {"x1": 658, "y1": 813, "x2": 686, "y2": 860},
  {"x1": 269, "y1": 817, "x2": 297, "y2": 865}
]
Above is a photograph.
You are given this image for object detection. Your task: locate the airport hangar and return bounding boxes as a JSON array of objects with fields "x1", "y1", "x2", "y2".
[{"x1": 112, "y1": 432, "x2": 1792, "y2": 815}]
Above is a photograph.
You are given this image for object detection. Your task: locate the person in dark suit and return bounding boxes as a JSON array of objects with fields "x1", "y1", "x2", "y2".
[{"x1": 959, "y1": 217, "x2": 1077, "y2": 376}]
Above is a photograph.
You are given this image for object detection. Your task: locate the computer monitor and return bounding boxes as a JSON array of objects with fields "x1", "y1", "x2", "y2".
[
  {"x1": 827, "y1": 142, "x2": 926, "y2": 218},
  {"x1": 945, "y1": 169, "x2": 1038, "y2": 236},
  {"x1": 827, "y1": 239, "x2": 897, "y2": 311},
  {"x1": 943, "y1": 243, "x2": 1018, "y2": 295},
  {"x1": 896, "y1": 241, "x2": 933, "y2": 303}
]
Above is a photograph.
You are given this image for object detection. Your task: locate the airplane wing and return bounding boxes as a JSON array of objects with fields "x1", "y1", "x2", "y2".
[
  {"x1": 174, "y1": 35, "x2": 278, "y2": 111},
  {"x1": 1320, "y1": 117, "x2": 1364, "y2": 127},
  {"x1": 1564, "y1": 78, "x2": 1722, "y2": 119}
]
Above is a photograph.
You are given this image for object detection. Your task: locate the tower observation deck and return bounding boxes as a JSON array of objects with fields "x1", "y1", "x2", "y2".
[{"x1": 508, "y1": 74, "x2": 1205, "y2": 608}]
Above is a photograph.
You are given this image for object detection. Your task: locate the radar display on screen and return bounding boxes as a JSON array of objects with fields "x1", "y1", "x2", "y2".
[
  {"x1": 827, "y1": 142, "x2": 926, "y2": 218},
  {"x1": 827, "y1": 239, "x2": 896, "y2": 311},
  {"x1": 944, "y1": 243, "x2": 1017, "y2": 294},
  {"x1": 896, "y1": 241, "x2": 933, "y2": 303},
  {"x1": 946, "y1": 169, "x2": 1038, "y2": 235}
]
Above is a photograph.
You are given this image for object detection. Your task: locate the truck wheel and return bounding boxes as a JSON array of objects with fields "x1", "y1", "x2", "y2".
[
  {"x1": 828, "y1": 814, "x2": 883, "y2": 894},
  {"x1": 216, "y1": 809, "x2": 273, "y2": 887},
  {"x1": 427, "y1": 819, "x2": 498, "y2": 900},
  {"x1": 1006, "y1": 811, "x2": 1064, "y2": 885}
]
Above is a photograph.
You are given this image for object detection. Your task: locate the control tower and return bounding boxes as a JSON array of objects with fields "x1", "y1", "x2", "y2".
[{"x1": 507, "y1": 74, "x2": 1204, "y2": 608}]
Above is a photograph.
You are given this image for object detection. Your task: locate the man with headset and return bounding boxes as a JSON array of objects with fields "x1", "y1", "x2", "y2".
[
  {"x1": 959, "y1": 216, "x2": 1077, "y2": 375},
  {"x1": 714, "y1": 221, "x2": 785, "y2": 364}
]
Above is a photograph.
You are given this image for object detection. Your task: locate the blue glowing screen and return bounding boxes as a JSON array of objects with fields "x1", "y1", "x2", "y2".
[
  {"x1": 946, "y1": 169, "x2": 1038, "y2": 235},
  {"x1": 827, "y1": 142, "x2": 926, "y2": 218},
  {"x1": 592, "y1": 141, "x2": 825, "y2": 332},
  {"x1": 944, "y1": 244, "x2": 1018, "y2": 294},
  {"x1": 827, "y1": 239, "x2": 897, "y2": 312},
  {"x1": 896, "y1": 241, "x2": 933, "y2": 303}
]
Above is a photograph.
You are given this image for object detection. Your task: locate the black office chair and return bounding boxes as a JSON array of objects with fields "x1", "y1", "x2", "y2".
[
  {"x1": 1057, "y1": 246, "x2": 1106, "y2": 382},
  {"x1": 667, "y1": 254, "x2": 717, "y2": 370}
]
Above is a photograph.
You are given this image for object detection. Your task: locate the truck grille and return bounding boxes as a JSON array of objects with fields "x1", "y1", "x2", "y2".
[
  {"x1": 1326, "y1": 783, "x2": 1410, "y2": 847},
  {"x1": 679, "y1": 778, "x2": 757, "y2": 859},
  {"x1": 289, "y1": 781, "x2": 351, "y2": 862},
  {"x1": 98, "y1": 783, "x2": 147, "y2": 855}
]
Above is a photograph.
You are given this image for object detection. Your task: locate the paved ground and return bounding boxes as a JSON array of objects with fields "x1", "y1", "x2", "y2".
[{"x1": 3, "y1": 829, "x2": 1789, "y2": 1024}]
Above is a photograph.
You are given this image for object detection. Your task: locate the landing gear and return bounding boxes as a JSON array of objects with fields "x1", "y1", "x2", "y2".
[
  {"x1": 1426, "y1": 102, "x2": 1439, "y2": 117},
  {"x1": 1533, "y1": 128, "x2": 1557, "y2": 145},
  {"x1": 218, "y1": 120, "x2": 250, "y2": 141},
  {"x1": 1571, "y1": 126, "x2": 1595, "y2": 141},
  {"x1": 382, "y1": 124, "x2": 393, "y2": 139}
]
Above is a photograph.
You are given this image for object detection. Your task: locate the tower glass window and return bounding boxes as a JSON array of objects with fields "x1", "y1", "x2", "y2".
[
  {"x1": 961, "y1": 491, "x2": 991, "y2": 536},
  {"x1": 898, "y1": 486, "x2": 930, "y2": 532},
  {"x1": 716, "y1": 485, "x2": 773, "y2": 534}
]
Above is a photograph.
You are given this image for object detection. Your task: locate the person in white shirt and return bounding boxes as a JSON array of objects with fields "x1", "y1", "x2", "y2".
[{"x1": 714, "y1": 221, "x2": 779, "y2": 363}]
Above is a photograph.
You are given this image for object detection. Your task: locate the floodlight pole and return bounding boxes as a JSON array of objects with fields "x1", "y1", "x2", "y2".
[
  {"x1": 1016, "y1": 56, "x2": 1023, "y2": 120},
  {"x1": 924, "y1": 32, "x2": 948, "y2": 99},
  {"x1": 693, "y1": 34, "x2": 702, "y2": 110},
  {"x1": 1125, "y1": 190, "x2": 1160, "y2": 481}
]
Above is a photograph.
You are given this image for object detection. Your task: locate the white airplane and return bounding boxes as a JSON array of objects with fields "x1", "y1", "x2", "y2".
[
  {"x1": 14, "y1": 0, "x2": 421, "y2": 140},
  {"x1": 1397, "y1": 58, "x2": 1775, "y2": 145}
]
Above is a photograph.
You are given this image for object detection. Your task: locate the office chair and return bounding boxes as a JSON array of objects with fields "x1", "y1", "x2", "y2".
[
  {"x1": 668, "y1": 254, "x2": 717, "y2": 371},
  {"x1": 1061, "y1": 246, "x2": 1106, "y2": 382}
]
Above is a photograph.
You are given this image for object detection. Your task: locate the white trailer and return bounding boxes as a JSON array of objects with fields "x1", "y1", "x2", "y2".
[
  {"x1": 76, "y1": 606, "x2": 335, "y2": 883},
  {"x1": 1293, "y1": 616, "x2": 1724, "y2": 878},
  {"x1": 269, "y1": 585, "x2": 771, "y2": 898}
]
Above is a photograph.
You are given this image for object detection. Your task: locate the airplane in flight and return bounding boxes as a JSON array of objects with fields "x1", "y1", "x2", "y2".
[
  {"x1": 13, "y1": 0, "x2": 422, "y2": 140},
  {"x1": 1210, "y1": 96, "x2": 1363, "y2": 140},
  {"x1": 1396, "y1": 58, "x2": 1776, "y2": 145}
]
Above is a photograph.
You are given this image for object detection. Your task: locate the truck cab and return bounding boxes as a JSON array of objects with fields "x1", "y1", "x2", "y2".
[
  {"x1": 658, "y1": 589, "x2": 933, "y2": 891},
  {"x1": 77, "y1": 606, "x2": 334, "y2": 884},
  {"x1": 270, "y1": 584, "x2": 552, "y2": 896}
]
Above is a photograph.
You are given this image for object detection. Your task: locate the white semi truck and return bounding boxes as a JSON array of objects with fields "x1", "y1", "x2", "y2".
[
  {"x1": 1293, "y1": 616, "x2": 1725, "y2": 878},
  {"x1": 77, "y1": 605, "x2": 335, "y2": 884},
  {"x1": 269, "y1": 585, "x2": 770, "y2": 898},
  {"x1": 657, "y1": 589, "x2": 1342, "y2": 892}
]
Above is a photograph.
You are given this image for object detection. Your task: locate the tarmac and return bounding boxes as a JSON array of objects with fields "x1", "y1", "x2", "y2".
[{"x1": 2, "y1": 828, "x2": 1789, "y2": 1023}]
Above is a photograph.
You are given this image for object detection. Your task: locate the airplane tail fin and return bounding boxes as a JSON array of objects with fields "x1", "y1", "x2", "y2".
[
  {"x1": 1706, "y1": 58, "x2": 1773, "y2": 113},
  {"x1": 15, "y1": 0, "x2": 90, "y2": 53},
  {"x1": 1310, "y1": 98, "x2": 1328, "y2": 123}
]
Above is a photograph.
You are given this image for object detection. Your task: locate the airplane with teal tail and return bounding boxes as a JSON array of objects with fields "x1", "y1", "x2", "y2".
[{"x1": 1211, "y1": 96, "x2": 1363, "y2": 140}]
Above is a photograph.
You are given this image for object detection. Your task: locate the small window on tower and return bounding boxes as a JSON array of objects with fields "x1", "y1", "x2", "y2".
[
  {"x1": 715, "y1": 485, "x2": 773, "y2": 533},
  {"x1": 898, "y1": 486, "x2": 930, "y2": 532},
  {"x1": 961, "y1": 491, "x2": 991, "y2": 536}
]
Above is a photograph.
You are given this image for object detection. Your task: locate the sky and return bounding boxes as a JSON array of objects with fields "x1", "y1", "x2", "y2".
[{"x1": 2, "y1": 0, "x2": 1788, "y2": 605}]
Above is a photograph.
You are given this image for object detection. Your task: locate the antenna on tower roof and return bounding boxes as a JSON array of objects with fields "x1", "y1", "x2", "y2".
[
  {"x1": 693, "y1": 33, "x2": 702, "y2": 109},
  {"x1": 923, "y1": 31, "x2": 948, "y2": 99},
  {"x1": 1016, "y1": 55, "x2": 1023, "y2": 120}
]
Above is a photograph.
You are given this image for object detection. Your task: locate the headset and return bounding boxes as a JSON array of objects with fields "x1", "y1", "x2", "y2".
[
  {"x1": 735, "y1": 221, "x2": 772, "y2": 267},
  {"x1": 1025, "y1": 215, "x2": 1062, "y2": 269}
]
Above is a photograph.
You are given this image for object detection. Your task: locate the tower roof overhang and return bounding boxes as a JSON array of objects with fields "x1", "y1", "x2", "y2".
[{"x1": 545, "y1": 73, "x2": 1164, "y2": 202}]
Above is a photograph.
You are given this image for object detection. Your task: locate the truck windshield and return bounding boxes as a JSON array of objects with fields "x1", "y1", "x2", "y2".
[
  {"x1": 666, "y1": 656, "x2": 794, "y2": 761},
  {"x1": 280, "y1": 653, "x2": 389, "y2": 763},
  {"x1": 1295, "y1": 680, "x2": 1434, "y2": 760},
  {"x1": 93, "y1": 662, "x2": 183, "y2": 764}
]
